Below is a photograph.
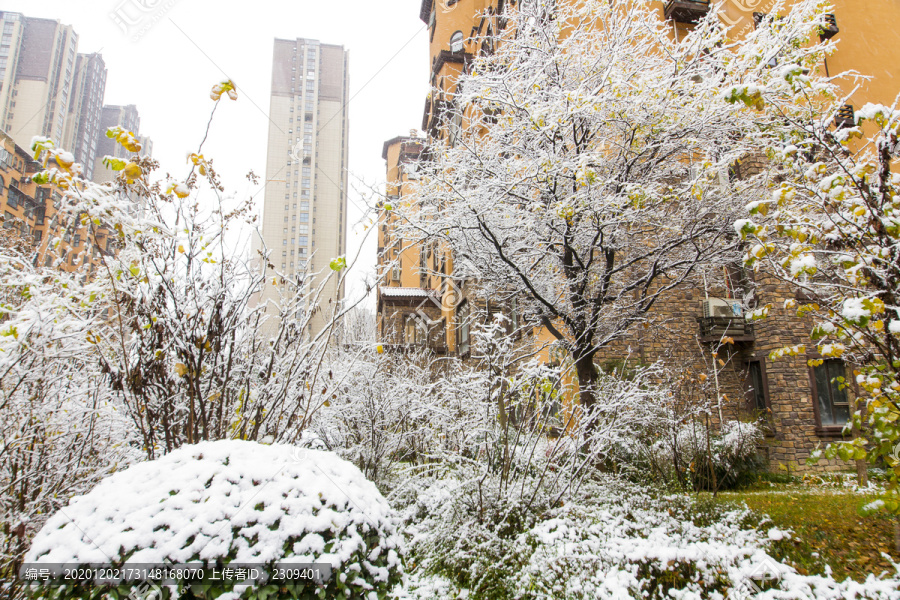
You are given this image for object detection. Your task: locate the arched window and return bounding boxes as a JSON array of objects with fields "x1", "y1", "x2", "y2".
[{"x1": 450, "y1": 31, "x2": 464, "y2": 53}]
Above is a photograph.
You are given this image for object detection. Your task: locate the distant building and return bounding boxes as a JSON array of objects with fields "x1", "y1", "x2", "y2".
[
  {"x1": 0, "y1": 11, "x2": 149, "y2": 185},
  {"x1": 256, "y1": 38, "x2": 350, "y2": 337},
  {"x1": 62, "y1": 52, "x2": 106, "y2": 180},
  {"x1": 92, "y1": 104, "x2": 148, "y2": 184},
  {"x1": 0, "y1": 12, "x2": 79, "y2": 152}
]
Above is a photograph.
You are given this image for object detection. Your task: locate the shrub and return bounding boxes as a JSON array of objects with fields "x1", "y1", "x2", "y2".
[
  {"x1": 621, "y1": 419, "x2": 766, "y2": 492},
  {"x1": 23, "y1": 440, "x2": 404, "y2": 600}
]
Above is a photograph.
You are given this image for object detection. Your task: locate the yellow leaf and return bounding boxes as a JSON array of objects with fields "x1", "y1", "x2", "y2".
[
  {"x1": 175, "y1": 363, "x2": 188, "y2": 377},
  {"x1": 123, "y1": 162, "x2": 142, "y2": 181}
]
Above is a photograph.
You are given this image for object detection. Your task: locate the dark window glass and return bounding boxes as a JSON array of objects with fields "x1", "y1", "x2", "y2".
[
  {"x1": 814, "y1": 359, "x2": 850, "y2": 425},
  {"x1": 457, "y1": 300, "x2": 470, "y2": 355},
  {"x1": 748, "y1": 361, "x2": 766, "y2": 411}
]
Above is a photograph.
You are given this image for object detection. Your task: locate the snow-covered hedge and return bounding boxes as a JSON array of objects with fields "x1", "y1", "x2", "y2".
[{"x1": 24, "y1": 440, "x2": 404, "y2": 599}]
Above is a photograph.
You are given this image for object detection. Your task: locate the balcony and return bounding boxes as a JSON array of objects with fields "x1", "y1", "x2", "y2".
[
  {"x1": 698, "y1": 317, "x2": 755, "y2": 343},
  {"x1": 835, "y1": 104, "x2": 855, "y2": 129},
  {"x1": 820, "y1": 13, "x2": 839, "y2": 40},
  {"x1": 664, "y1": 0, "x2": 710, "y2": 24},
  {"x1": 379, "y1": 342, "x2": 449, "y2": 355}
]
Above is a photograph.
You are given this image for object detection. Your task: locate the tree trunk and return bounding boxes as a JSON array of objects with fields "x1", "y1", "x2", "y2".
[{"x1": 574, "y1": 353, "x2": 598, "y2": 412}]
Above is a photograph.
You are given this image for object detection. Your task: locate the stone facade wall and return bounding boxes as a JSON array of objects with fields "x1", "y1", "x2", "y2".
[{"x1": 593, "y1": 268, "x2": 853, "y2": 474}]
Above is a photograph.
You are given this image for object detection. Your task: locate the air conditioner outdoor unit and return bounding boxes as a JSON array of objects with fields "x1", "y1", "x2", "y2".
[
  {"x1": 391, "y1": 267, "x2": 401, "y2": 281},
  {"x1": 701, "y1": 298, "x2": 745, "y2": 335},
  {"x1": 701, "y1": 298, "x2": 743, "y2": 318}
]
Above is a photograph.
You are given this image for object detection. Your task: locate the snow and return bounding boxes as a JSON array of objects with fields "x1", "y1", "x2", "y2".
[
  {"x1": 30, "y1": 135, "x2": 53, "y2": 148},
  {"x1": 25, "y1": 440, "x2": 404, "y2": 578},
  {"x1": 399, "y1": 480, "x2": 900, "y2": 599},
  {"x1": 734, "y1": 219, "x2": 753, "y2": 235},
  {"x1": 842, "y1": 298, "x2": 870, "y2": 321},
  {"x1": 790, "y1": 253, "x2": 816, "y2": 277}
]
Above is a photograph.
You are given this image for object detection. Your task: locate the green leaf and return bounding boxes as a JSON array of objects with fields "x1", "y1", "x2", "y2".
[
  {"x1": 102, "y1": 156, "x2": 128, "y2": 171},
  {"x1": 330, "y1": 257, "x2": 347, "y2": 271}
]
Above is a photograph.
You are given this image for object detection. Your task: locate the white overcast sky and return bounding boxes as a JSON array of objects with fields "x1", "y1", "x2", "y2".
[{"x1": 4, "y1": 0, "x2": 430, "y2": 306}]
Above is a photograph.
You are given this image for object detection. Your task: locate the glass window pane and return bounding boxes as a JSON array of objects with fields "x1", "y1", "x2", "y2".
[
  {"x1": 827, "y1": 360, "x2": 850, "y2": 424},
  {"x1": 748, "y1": 362, "x2": 766, "y2": 411},
  {"x1": 814, "y1": 363, "x2": 834, "y2": 425}
]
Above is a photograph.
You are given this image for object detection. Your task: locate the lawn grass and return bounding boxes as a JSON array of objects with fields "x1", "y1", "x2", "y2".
[{"x1": 709, "y1": 479, "x2": 900, "y2": 582}]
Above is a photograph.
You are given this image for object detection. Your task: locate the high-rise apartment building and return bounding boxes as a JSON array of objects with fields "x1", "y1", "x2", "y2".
[
  {"x1": 0, "y1": 12, "x2": 115, "y2": 184},
  {"x1": 0, "y1": 12, "x2": 26, "y2": 129},
  {"x1": 257, "y1": 38, "x2": 350, "y2": 337},
  {"x1": 62, "y1": 53, "x2": 106, "y2": 181},
  {"x1": 92, "y1": 104, "x2": 151, "y2": 184},
  {"x1": 0, "y1": 13, "x2": 78, "y2": 151}
]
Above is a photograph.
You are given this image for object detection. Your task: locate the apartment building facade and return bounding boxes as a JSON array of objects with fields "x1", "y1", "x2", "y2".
[
  {"x1": 377, "y1": 0, "x2": 900, "y2": 472},
  {"x1": 0, "y1": 11, "x2": 150, "y2": 187},
  {"x1": 256, "y1": 38, "x2": 350, "y2": 337},
  {"x1": 92, "y1": 104, "x2": 152, "y2": 184},
  {"x1": 0, "y1": 12, "x2": 79, "y2": 152},
  {"x1": 0, "y1": 130, "x2": 115, "y2": 275},
  {"x1": 62, "y1": 52, "x2": 106, "y2": 181}
]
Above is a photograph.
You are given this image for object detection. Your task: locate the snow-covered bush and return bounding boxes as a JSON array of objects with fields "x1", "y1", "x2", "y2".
[
  {"x1": 0, "y1": 245, "x2": 139, "y2": 589},
  {"x1": 617, "y1": 414, "x2": 765, "y2": 492},
  {"x1": 24, "y1": 440, "x2": 404, "y2": 600},
  {"x1": 383, "y1": 355, "x2": 678, "y2": 597},
  {"x1": 312, "y1": 348, "x2": 443, "y2": 488},
  {"x1": 3, "y1": 82, "x2": 375, "y2": 595},
  {"x1": 663, "y1": 419, "x2": 764, "y2": 492},
  {"x1": 399, "y1": 478, "x2": 900, "y2": 599}
]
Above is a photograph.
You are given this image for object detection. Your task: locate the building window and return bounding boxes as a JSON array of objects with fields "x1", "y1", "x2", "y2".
[
  {"x1": 405, "y1": 315, "x2": 418, "y2": 345},
  {"x1": 745, "y1": 359, "x2": 770, "y2": 414},
  {"x1": 450, "y1": 31, "x2": 464, "y2": 52},
  {"x1": 811, "y1": 359, "x2": 851, "y2": 427},
  {"x1": 457, "y1": 300, "x2": 470, "y2": 356}
]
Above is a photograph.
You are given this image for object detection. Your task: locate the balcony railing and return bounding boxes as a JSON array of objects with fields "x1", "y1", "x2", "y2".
[
  {"x1": 835, "y1": 104, "x2": 855, "y2": 129},
  {"x1": 820, "y1": 13, "x2": 839, "y2": 40},
  {"x1": 664, "y1": 0, "x2": 711, "y2": 24},
  {"x1": 698, "y1": 317, "x2": 755, "y2": 343},
  {"x1": 379, "y1": 342, "x2": 449, "y2": 355}
]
